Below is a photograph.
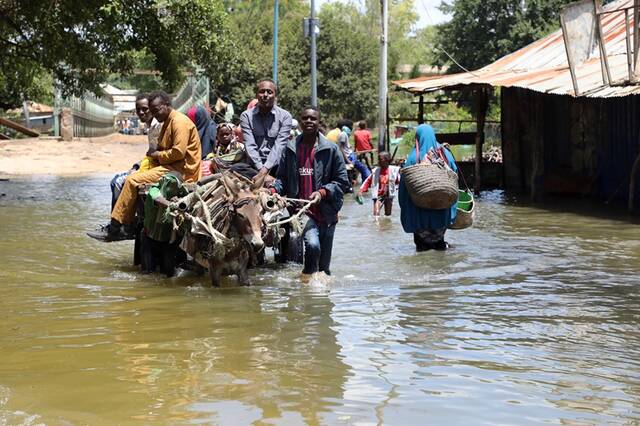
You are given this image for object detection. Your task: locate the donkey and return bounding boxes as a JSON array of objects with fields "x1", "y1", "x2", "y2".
[{"x1": 205, "y1": 173, "x2": 267, "y2": 287}]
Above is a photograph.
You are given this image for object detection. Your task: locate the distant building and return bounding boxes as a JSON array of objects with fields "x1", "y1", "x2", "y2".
[
  {"x1": 101, "y1": 84, "x2": 139, "y2": 114},
  {"x1": 7, "y1": 102, "x2": 54, "y2": 132}
]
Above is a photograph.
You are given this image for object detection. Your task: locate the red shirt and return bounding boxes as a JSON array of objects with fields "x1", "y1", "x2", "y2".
[
  {"x1": 378, "y1": 167, "x2": 389, "y2": 197},
  {"x1": 360, "y1": 167, "x2": 389, "y2": 197},
  {"x1": 297, "y1": 141, "x2": 322, "y2": 222},
  {"x1": 353, "y1": 129, "x2": 373, "y2": 152}
]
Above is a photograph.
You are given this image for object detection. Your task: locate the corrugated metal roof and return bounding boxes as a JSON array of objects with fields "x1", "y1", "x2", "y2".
[{"x1": 393, "y1": 0, "x2": 640, "y2": 98}]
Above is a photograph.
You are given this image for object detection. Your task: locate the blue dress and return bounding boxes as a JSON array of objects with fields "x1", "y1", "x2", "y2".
[{"x1": 398, "y1": 124, "x2": 458, "y2": 233}]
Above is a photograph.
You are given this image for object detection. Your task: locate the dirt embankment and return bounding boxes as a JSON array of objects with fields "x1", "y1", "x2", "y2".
[{"x1": 0, "y1": 134, "x2": 149, "y2": 177}]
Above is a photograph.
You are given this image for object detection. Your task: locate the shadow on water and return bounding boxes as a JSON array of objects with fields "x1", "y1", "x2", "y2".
[{"x1": 1, "y1": 177, "x2": 640, "y2": 424}]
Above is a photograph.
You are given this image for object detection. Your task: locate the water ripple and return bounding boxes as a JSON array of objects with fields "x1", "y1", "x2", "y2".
[{"x1": 1, "y1": 179, "x2": 640, "y2": 424}]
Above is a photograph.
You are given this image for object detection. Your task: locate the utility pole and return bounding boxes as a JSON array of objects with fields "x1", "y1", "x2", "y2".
[
  {"x1": 272, "y1": 0, "x2": 279, "y2": 85},
  {"x1": 378, "y1": 0, "x2": 388, "y2": 151},
  {"x1": 310, "y1": 0, "x2": 318, "y2": 107}
]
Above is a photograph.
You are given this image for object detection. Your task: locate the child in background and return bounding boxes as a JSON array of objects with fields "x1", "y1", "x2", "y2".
[{"x1": 358, "y1": 151, "x2": 401, "y2": 216}]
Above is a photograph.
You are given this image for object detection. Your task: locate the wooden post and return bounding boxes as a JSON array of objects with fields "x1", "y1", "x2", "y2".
[
  {"x1": 634, "y1": 0, "x2": 640, "y2": 80},
  {"x1": 625, "y1": 9, "x2": 633, "y2": 81},
  {"x1": 474, "y1": 86, "x2": 488, "y2": 194},
  {"x1": 418, "y1": 95, "x2": 424, "y2": 124},
  {"x1": 0, "y1": 117, "x2": 39, "y2": 137},
  {"x1": 629, "y1": 151, "x2": 640, "y2": 213},
  {"x1": 529, "y1": 94, "x2": 545, "y2": 201}
]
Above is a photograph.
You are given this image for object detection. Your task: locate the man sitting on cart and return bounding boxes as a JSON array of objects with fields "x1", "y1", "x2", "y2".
[{"x1": 88, "y1": 91, "x2": 202, "y2": 242}]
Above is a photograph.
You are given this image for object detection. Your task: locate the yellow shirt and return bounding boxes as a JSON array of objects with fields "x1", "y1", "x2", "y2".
[
  {"x1": 326, "y1": 128, "x2": 340, "y2": 143},
  {"x1": 156, "y1": 109, "x2": 202, "y2": 182}
]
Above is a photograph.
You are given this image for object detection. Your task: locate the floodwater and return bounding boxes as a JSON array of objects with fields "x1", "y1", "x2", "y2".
[{"x1": 1, "y1": 176, "x2": 640, "y2": 425}]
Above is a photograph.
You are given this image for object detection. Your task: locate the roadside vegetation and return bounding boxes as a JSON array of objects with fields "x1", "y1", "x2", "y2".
[{"x1": 1, "y1": 0, "x2": 575, "y2": 128}]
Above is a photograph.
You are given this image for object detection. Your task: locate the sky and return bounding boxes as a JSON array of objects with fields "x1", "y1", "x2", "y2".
[{"x1": 315, "y1": 0, "x2": 450, "y2": 27}]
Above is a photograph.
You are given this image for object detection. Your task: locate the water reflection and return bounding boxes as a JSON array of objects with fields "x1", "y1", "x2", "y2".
[{"x1": 1, "y1": 177, "x2": 640, "y2": 424}]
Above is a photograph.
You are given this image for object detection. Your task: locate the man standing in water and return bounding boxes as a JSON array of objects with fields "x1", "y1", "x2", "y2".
[
  {"x1": 88, "y1": 91, "x2": 201, "y2": 242},
  {"x1": 240, "y1": 79, "x2": 292, "y2": 184},
  {"x1": 271, "y1": 106, "x2": 350, "y2": 280}
]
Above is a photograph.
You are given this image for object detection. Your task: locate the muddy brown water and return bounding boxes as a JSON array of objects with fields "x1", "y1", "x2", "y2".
[{"x1": 1, "y1": 176, "x2": 640, "y2": 425}]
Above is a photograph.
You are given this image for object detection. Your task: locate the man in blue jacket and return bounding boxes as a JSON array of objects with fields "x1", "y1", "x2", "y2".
[{"x1": 271, "y1": 106, "x2": 350, "y2": 279}]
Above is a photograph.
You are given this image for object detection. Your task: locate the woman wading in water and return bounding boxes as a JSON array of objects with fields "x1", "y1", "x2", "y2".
[{"x1": 398, "y1": 124, "x2": 458, "y2": 251}]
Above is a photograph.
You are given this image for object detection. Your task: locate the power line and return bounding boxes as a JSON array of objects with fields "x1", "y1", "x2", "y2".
[{"x1": 418, "y1": 0, "x2": 479, "y2": 75}]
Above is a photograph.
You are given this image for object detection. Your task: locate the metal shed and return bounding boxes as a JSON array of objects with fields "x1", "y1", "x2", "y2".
[{"x1": 394, "y1": 0, "x2": 640, "y2": 210}]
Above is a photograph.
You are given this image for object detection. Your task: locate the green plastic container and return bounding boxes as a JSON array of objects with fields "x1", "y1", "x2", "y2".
[
  {"x1": 457, "y1": 190, "x2": 473, "y2": 212},
  {"x1": 450, "y1": 189, "x2": 475, "y2": 230}
]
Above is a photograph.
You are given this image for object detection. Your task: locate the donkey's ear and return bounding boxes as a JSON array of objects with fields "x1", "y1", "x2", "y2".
[
  {"x1": 222, "y1": 173, "x2": 238, "y2": 199},
  {"x1": 250, "y1": 173, "x2": 266, "y2": 191}
]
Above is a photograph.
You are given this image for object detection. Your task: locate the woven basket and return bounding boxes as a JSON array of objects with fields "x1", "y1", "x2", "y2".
[
  {"x1": 401, "y1": 162, "x2": 459, "y2": 209},
  {"x1": 450, "y1": 190, "x2": 475, "y2": 230}
]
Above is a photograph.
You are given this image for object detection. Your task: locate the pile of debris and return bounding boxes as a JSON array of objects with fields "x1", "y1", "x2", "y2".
[
  {"x1": 459, "y1": 146, "x2": 503, "y2": 163},
  {"x1": 483, "y1": 146, "x2": 502, "y2": 163}
]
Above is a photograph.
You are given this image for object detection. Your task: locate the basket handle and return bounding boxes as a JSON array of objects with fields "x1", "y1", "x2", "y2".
[{"x1": 446, "y1": 148, "x2": 471, "y2": 192}]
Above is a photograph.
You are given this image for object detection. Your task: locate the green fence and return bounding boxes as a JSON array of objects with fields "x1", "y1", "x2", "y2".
[
  {"x1": 54, "y1": 91, "x2": 115, "y2": 137},
  {"x1": 172, "y1": 75, "x2": 210, "y2": 113}
]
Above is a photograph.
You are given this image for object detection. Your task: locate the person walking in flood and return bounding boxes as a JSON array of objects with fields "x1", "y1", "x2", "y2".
[
  {"x1": 398, "y1": 124, "x2": 458, "y2": 251},
  {"x1": 358, "y1": 151, "x2": 400, "y2": 216},
  {"x1": 271, "y1": 106, "x2": 350, "y2": 280}
]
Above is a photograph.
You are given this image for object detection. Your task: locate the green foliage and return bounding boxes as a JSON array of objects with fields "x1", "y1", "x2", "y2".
[
  {"x1": 397, "y1": 128, "x2": 417, "y2": 158},
  {"x1": 435, "y1": 0, "x2": 574, "y2": 71},
  {"x1": 389, "y1": 89, "x2": 415, "y2": 122},
  {"x1": 0, "y1": 0, "x2": 233, "y2": 109},
  {"x1": 162, "y1": 0, "x2": 235, "y2": 89},
  {"x1": 223, "y1": 1, "x2": 382, "y2": 126},
  {"x1": 353, "y1": 0, "x2": 420, "y2": 79},
  {"x1": 216, "y1": 1, "x2": 308, "y2": 109},
  {"x1": 404, "y1": 26, "x2": 438, "y2": 69},
  {"x1": 313, "y1": 3, "x2": 379, "y2": 124}
]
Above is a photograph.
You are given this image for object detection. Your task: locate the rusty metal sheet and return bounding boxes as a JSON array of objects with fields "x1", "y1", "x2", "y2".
[{"x1": 393, "y1": 0, "x2": 640, "y2": 98}]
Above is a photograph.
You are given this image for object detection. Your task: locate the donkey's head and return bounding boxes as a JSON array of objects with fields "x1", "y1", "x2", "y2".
[{"x1": 223, "y1": 174, "x2": 265, "y2": 251}]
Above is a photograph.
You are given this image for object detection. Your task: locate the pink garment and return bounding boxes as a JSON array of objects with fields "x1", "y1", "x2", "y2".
[
  {"x1": 201, "y1": 159, "x2": 213, "y2": 177},
  {"x1": 246, "y1": 99, "x2": 258, "y2": 110},
  {"x1": 187, "y1": 106, "x2": 197, "y2": 124}
]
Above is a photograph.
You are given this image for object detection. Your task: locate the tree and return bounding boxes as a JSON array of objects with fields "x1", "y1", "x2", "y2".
[
  {"x1": 278, "y1": 2, "x2": 380, "y2": 125},
  {"x1": 0, "y1": 0, "x2": 234, "y2": 109},
  {"x1": 214, "y1": 0, "x2": 310, "y2": 109},
  {"x1": 220, "y1": 1, "x2": 380, "y2": 125},
  {"x1": 434, "y1": 0, "x2": 574, "y2": 71}
]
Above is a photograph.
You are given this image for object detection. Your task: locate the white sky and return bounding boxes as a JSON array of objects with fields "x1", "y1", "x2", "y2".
[{"x1": 315, "y1": 0, "x2": 450, "y2": 27}]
